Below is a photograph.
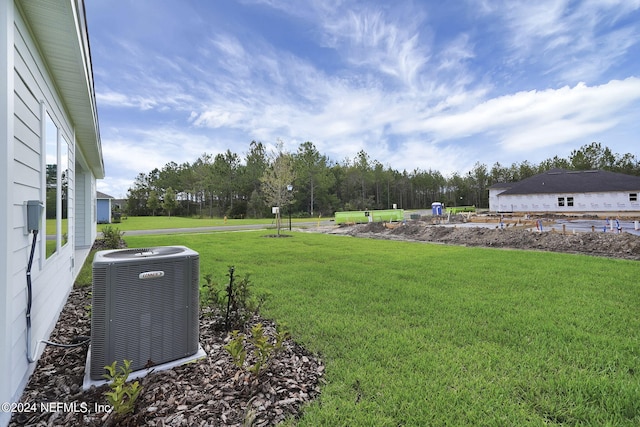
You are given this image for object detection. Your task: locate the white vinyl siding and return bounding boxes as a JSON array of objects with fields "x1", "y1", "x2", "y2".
[
  {"x1": 0, "y1": 2, "x2": 13, "y2": 421},
  {"x1": 2, "y1": 7, "x2": 76, "y2": 422},
  {"x1": 75, "y1": 165, "x2": 87, "y2": 246},
  {"x1": 2, "y1": 3, "x2": 102, "y2": 425}
]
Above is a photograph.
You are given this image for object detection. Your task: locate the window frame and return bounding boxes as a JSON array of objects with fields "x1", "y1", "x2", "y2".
[
  {"x1": 44, "y1": 111, "x2": 59, "y2": 258},
  {"x1": 42, "y1": 105, "x2": 70, "y2": 258}
]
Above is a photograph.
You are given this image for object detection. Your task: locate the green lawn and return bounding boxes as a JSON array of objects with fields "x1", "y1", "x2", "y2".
[
  {"x1": 45, "y1": 218, "x2": 69, "y2": 235},
  {"x1": 99, "y1": 215, "x2": 320, "y2": 232},
  {"x1": 45, "y1": 218, "x2": 69, "y2": 257},
  {"x1": 122, "y1": 231, "x2": 640, "y2": 426}
]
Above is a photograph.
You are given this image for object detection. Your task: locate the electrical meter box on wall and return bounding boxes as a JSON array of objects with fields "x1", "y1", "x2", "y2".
[{"x1": 26, "y1": 200, "x2": 44, "y2": 233}]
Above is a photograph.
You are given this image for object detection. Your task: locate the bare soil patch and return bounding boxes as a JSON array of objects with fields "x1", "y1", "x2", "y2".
[{"x1": 327, "y1": 221, "x2": 640, "y2": 260}]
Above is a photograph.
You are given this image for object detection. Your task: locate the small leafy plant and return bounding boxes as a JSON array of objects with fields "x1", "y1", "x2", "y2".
[
  {"x1": 274, "y1": 322, "x2": 290, "y2": 351},
  {"x1": 247, "y1": 323, "x2": 273, "y2": 375},
  {"x1": 224, "y1": 330, "x2": 247, "y2": 368},
  {"x1": 224, "y1": 322, "x2": 290, "y2": 378},
  {"x1": 103, "y1": 359, "x2": 142, "y2": 417}
]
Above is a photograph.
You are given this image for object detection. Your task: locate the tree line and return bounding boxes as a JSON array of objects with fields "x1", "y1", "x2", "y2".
[{"x1": 124, "y1": 141, "x2": 640, "y2": 218}]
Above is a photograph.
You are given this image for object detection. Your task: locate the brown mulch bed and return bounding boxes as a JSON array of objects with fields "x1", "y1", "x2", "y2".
[{"x1": 10, "y1": 287, "x2": 324, "y2": 427}]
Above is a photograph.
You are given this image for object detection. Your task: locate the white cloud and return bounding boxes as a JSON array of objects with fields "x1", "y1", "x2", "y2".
[
  {"x1": 318, "y1": 7, "x2": 429, "y2": 87},
  {"x1": 103, "y1": 140, "x2": 171, "y2": 176},
  {"x1": 437, "y1": 34, "x2": 474, "y2": 72},
  {"x1": 485, "y1": 0, "x2": 640, "y2": 82},
  {"x1": 192, "y1": 106, "x2": 248, "y2": 129},
  {"x1": 97, "y1": 177, "x2": 137, "y2": 199},
  {"x1": 501, "y1": 119, "x2": 615, "y2": 152},
  {"x1": 210, "y1": 34, "x2": 246, "y2": 59},
  {"x1": 417, "y1": 78, "x2": 640, "y2": 151},
  {"x1": 100, "y1": 126, "x2": 224, "y2": 179},
  {"x1": 96, "y1": 91, "x2": 158, "y2": 110},
  {"x1": 386, "y1": 140, "x2": 474, "y2": 176}
]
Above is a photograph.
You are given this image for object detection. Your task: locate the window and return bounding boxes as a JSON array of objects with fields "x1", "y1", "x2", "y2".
[
  {"x1": 567, "y1": 197, "x2": 574, "y2": 207},
  {"x1": 61, "y1": 136, "x2": 70, "y2": 246},
  {"x1": 44, "y1": 110, "x2": 71, "y2": 258},
  {"x1": 45, "y1": 113, "x2": 58, "y2": 258},
  {"x1": 631, "y1": 193, "x2": 638, "y2": 202},
  {"x1": 557, "y1": 197, "x2": 565, "y2": 207}
]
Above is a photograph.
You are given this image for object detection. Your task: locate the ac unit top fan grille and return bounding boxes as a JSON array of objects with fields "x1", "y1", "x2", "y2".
[{"x1": 99, "y1": 246, "x2": 187, "y2": 259}]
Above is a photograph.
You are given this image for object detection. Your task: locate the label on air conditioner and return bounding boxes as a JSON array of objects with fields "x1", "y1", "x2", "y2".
[{"x1": 139, "y1": 271, "x2": 165, "y2": 279}]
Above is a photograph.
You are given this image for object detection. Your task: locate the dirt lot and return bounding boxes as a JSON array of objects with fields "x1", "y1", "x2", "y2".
[{"x1": 324, "y1": 220, "x2": 640, "y2": 261}]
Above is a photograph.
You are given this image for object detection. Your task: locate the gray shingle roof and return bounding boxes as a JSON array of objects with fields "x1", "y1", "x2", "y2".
[
  {"x1": 97, "y1": 191, "x2": 114, "y2": 199},
  {"x1": 495, "y1": 169, "x2": 640, "y2": 195}
]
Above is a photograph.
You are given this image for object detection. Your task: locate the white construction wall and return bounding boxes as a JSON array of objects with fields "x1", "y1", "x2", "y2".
[{"x1": 490, "y1": 190, "x2": 640, "y2": 214}]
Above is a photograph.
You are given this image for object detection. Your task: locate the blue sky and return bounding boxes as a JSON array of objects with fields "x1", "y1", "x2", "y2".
[{"x1": 85, "y1": 0, "x2": 640, "y2": 198}]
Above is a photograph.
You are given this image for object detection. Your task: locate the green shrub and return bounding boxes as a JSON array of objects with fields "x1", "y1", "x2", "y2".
[
  {"x1": 101, "y1": 225, "x2": 125, "y2": 249},
  {"x1": 200, "y1": 273, "x2": 224, "y2": 311},
  {"x1": 200, "y1": 266, "x2": 267, "y2": 331}
]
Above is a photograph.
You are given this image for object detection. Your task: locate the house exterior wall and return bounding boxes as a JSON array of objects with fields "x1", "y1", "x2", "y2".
[
  {"x1": 1, "y1": 4, "x2": 99, "y2": 425},
  {"x1": 0, "y1": 3, "x2": 14, "y2": 425},
  {"x1": 74, "y1": 155, "x2": 98, "y2": 248},
  {"x1": 75, "y1": 163, "x2": 87, "y2": 247},
  {"x1": 488, "y1": 188, "x2": 506, "y2": 213},
  {"x1": 491, "y1": 190, "x2": 640, "y2": 213},
  {"x1": 90, "y1": 176, "x2": 97, "y2": 242}
]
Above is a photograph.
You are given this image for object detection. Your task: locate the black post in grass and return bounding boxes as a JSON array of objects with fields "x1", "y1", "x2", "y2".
[{"x1": 224, "y1": 266, "x2": 235, "y2": 332}]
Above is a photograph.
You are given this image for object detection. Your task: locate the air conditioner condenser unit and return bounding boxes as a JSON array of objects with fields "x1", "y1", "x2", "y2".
[{"x1": 89, "y1": 246, "x2": 200, "y2": 380}]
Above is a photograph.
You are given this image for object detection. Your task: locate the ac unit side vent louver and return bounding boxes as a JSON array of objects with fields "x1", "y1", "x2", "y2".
[{"x1": 89, "y1": 246, "x2": 200, "y2": 380}]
